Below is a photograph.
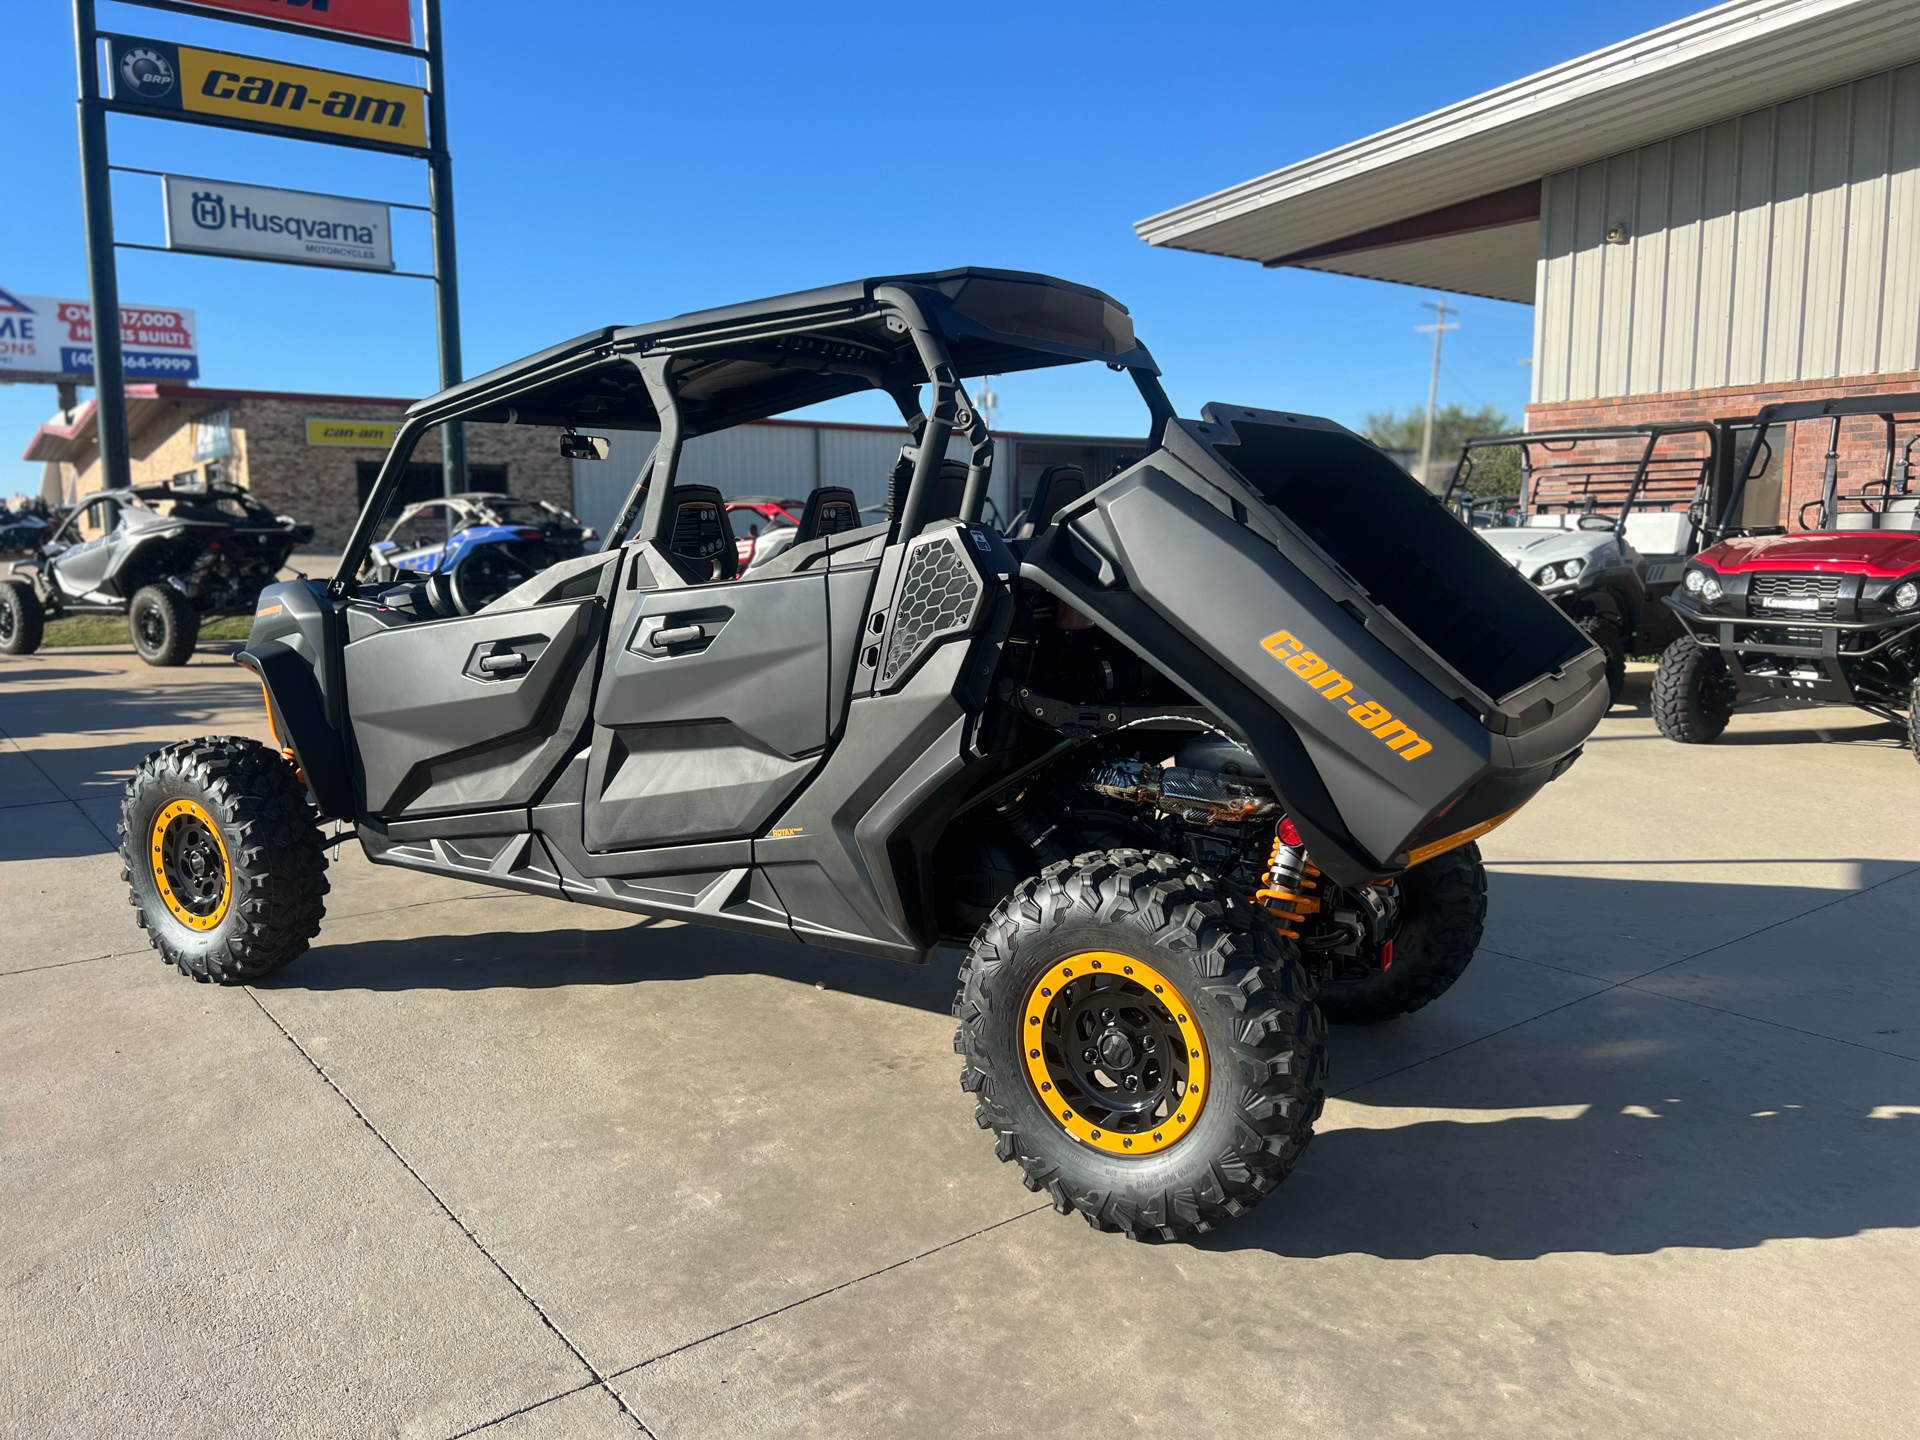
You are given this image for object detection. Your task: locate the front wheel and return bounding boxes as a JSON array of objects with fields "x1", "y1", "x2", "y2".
[
  {"x1": 128, "y1": 584, "x2": 199, "y2": 666},
  {"x1": 119, "y1": 738, "x2": 329, "y2": 982},
  {"x1": 0, "y1": 579, "x2": 44, "y2": 655},
  {"x1": 1652, "y1": 634, "x2": 1736, "y2": 743},
  {"x1": 1313, "y1": 842, "x2": 1488, "y2": 1025},
  {"x1": 953, "y1": 850, "x2": 1326, "y2": 1241}
]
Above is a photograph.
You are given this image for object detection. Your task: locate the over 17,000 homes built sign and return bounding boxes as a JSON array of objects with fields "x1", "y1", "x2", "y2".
[{"x1": 0, "y1": 286, "x2": 199, "y2": 381}]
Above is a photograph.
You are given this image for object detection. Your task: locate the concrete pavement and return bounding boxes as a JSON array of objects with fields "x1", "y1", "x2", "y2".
[{"x1": 2, "y1": 644, "x2": 1916, "y2": 1438}]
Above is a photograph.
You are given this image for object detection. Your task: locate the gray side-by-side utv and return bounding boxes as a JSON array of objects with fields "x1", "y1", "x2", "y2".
[{"x1": 119, "y1": 269, "x2": 1607, "y2": 1241}]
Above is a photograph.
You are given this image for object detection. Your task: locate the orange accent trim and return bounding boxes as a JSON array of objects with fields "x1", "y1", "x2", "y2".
[
  {"x1": 1405, "y1": 805, "x2": 1523, "y2": 867},
  {"x1": 1021, "y1": 954, "x2": 1209, "y2": 1157},
  {"x1": 150, "y1": 799, "x2": 232, "y2": 931}
]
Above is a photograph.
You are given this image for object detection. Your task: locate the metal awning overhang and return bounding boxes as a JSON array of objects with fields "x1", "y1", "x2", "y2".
[{"x1": 1135, "y1": 0, "x2": 1920, "y2": 302}]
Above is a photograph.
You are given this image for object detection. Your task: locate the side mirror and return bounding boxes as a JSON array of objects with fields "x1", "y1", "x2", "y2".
[{"x1": 560, "y1": 433, "x2": 611, "y2": 461}]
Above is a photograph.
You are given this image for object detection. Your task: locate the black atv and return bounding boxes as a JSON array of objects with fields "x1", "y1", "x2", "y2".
[
  {"x1": 119, "y1": 269, "x2": 1606, "y2": 1241},
  {"x1": 0, "y1": 483, "x2": 312, "y2": 665}
]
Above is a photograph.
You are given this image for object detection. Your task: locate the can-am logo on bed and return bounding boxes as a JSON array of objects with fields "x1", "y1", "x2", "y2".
[{"x1": 1261, "y1": 629, "x2": 1431, "y2": 762}]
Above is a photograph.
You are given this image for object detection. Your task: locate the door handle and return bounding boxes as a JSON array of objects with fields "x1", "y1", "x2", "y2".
[
  {"x1": 478, "y1": 650, "x2": 529, "y2": 674},
  {"x1": 649, "y1": 624, "x2": 706, "y2": 648}
]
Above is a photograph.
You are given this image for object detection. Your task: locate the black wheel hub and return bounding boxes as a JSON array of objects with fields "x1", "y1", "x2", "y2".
[
  {"x1": 1039, "y1": 973, "x2": 1188, "y2": 1132},
  {"x1": 162, "y1": 812, "x2": 226, "y2": 916},
  {"x1": 137, "y1": 603, "x2": 167, "y2": 649}
]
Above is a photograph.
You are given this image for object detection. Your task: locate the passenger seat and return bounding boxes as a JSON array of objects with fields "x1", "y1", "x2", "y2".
[
  {"x1": 1014, "y1": 464, "x2": 1086, "y2": 538},
  {"x1": 796, "y1": 486, "x2": 862, "y2": 541}
]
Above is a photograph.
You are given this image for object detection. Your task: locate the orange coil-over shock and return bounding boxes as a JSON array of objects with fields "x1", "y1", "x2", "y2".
[{"x1": 1255, "y1": 816, "x2": 1320, "y2": 938}]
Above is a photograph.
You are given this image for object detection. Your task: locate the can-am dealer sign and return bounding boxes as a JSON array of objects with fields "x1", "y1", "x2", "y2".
[
  {"x1": 0, "y1": 286, "x2": 198, "y2": 380},
  {"x1": 164, "y1": 175, "x2": 393, "y2": 272}
]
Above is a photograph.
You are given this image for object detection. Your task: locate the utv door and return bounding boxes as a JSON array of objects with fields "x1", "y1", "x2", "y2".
[
  {"x1": 47, "y1": 497, "x2": 121, "y2": 599},
  {"x1": 343, "y1": 595, "x2": 602, "y2": 818},
  {"x1": 582, "y1": 570, "x2": 836, "y2": 851}
]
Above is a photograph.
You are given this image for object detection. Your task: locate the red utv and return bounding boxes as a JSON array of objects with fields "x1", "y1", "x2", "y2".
[{"x1": 1655, "y1": 393, "x2": 1920, "y2": 753}]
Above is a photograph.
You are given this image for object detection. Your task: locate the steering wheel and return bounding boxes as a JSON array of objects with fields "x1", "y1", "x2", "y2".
[{"x1": 449, "y1": 547, "x2": 538, "y2": 615}]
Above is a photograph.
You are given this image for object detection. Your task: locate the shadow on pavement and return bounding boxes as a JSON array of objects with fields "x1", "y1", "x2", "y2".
[
  {"x1": 264, "y1": 914, "x2": 968, "y2": 1015},
  {"x1": 263, "y1": 866, "x2": 1920, "y2": 1259},
  {"x1": 1210, "y1": 1058, "x2": 1918, "y2": 1262},
  {"x1": 0, "y1": 675, "x2": 261, "y2": 744}
]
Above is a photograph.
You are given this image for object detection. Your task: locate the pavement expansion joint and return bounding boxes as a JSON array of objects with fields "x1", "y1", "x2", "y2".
[
  {"x1": 1336, "y1": 861, "x2": 1920, "y2": 1098},
  {"x1": 0, "y1": 948, "x2": 149, "y2": 980},
  {"x1": 602, "y1": 1203, "x2": 1051, "y2": 1386},
  {"x1": 444, "y1": 1378, "x2": 647, "y2": 1440},
  {"x1": 241, "y1": 986, "x2": 655, "y2": 1436}
]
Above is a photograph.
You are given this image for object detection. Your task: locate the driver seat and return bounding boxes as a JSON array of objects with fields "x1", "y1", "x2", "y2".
[{"x1": 659, "y1": 485, "x2": 738, "y2": 585}]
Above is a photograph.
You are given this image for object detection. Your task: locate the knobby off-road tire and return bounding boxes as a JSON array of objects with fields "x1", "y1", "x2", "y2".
[
  {"x1": 0, "y1": 579, "x2": 44, "y2": 655},
  {"x1": 1580, "y1": 616, "x2": 1627, "y2": 707},
  {"x1": 1652, "y1": 634, "x2": 1737, "y2": 743},
  {"x1": 953, "y1": 850, "x2": 1327, "y2": 1241},
  {"x1": 1315, "y1": 842, "x2": 1488, "y2": 1026},
  {"x1": 120, "y1": 737, "x2": 328, "y2": 983},
  {"x1": 128, "y1": 584, "x2": 199, "y2": 667},
  {"x1": 1908, "y1": 680, "x2": 1920, "y2": 767}
]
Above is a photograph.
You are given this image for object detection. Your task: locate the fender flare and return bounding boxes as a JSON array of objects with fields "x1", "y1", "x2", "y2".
[{"x1": 235, "y1": 640, "x2": 355, "y2": 819}]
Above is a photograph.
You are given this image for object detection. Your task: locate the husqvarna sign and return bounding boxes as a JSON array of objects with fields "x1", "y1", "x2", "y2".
[{"x1": 162, "y1": 174, "x2": 393, "y2": 273}]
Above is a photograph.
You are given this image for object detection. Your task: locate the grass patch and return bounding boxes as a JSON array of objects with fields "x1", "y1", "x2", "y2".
[{"x1": 42, "y1": 614, "x2": 253, "y2": 647}]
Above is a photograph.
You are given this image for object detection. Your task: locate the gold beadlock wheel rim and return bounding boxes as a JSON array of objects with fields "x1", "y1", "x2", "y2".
[
  {"x1": 1020, "y1": 952, "x2": 1210, "y2": 1156},
  {"x1": 150, "y1": 798, "x2": 232, "y2": 931}
]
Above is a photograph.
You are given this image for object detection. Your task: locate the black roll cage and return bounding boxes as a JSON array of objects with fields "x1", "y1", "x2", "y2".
[
  {"x1": 1709, "y1": 392, "x2": 1920, "y2": 540},
  {"x1": 330, "y1": 274, "x2": 1176, "y2": 600},
  {"x1": 1442, "y1": 423, "x2": 1718, "y2": 539}
]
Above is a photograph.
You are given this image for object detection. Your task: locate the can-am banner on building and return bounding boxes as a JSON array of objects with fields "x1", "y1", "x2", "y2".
[
  {"x1": 105, "y1": 34, "x2": 429, "y2": 154},
  {"x1": 164, "y1": 174, "x2": 393, "y2": 272},
  {"x1": 166, "y1": 0, "x2": 413, "y2": 45},
  {"x1": 0, "y1": 286, "x2": 199, "y2": 381}
]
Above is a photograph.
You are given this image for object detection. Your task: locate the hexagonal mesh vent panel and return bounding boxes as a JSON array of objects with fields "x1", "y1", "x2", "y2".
[{"x1": 881, "y1": 536, "x2": 981, "y2": 686}]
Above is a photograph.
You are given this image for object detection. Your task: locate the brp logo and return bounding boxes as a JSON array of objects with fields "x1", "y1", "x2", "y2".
[
  {"x1": 191, "y1": 192, "x2": 226, "y2": 230},
  {"x1": 118, "y1": 47, "x2": 176, "y2": 101}
]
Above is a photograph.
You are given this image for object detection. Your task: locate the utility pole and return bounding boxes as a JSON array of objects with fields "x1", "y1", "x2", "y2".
[{"x1": 1416, "y1": 297, "x2": 1459, "y2": 490}]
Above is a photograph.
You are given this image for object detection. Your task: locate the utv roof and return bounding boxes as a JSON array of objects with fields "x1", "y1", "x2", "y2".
[{"x1": 409, "y1": 268, "x2": 1154, "y2": 437}]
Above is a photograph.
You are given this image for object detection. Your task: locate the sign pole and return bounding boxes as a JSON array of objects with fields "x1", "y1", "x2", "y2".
[
  {"x1": 423, "y1": 0, "x2": 465, "y2": 497},
  {"x1": 72, "y1": 0, "x2": 132, "y2": 491}
]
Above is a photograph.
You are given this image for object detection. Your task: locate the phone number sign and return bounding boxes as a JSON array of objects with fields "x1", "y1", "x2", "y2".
[{"x1": 0, "y1": 287, "x2": 200, "y2": 381}]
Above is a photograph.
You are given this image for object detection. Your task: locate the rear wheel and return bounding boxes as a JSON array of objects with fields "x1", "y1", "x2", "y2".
[
  {"x1": 1652, "y1": 634, "x2": 1736, "y2": 742},
  {"x1": 119, "y1": 737, "x2": 328, "y2": 982},
  {"x1": 128, "y1": 584, "x2": 199, "y2": 666},
  {"x1": 1313, "y1": 842, "x2": 1488, "y2": 1025},
  {"x1": 0, "y1": 580, "x2": 44, "y2": 655},
  {"x1": 953, "y1": 850, "x2": 1326, "y2": 1241},
  {"x1": 1580, "y1": 616, "x2": 1627, "y2": 707}
]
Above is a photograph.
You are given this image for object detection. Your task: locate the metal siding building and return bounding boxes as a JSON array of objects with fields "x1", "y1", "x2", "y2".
[
  {"x1": 1534, "y1": 61, "x2": 1920, "y2": 404},
  {"x1": 1138, "y1": 0, "x2": 1920, "y2": 521}
]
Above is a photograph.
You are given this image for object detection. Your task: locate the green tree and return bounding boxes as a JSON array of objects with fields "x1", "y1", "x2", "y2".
[{"x1": 1366, "y1": 402, "x2": 1520, "y2": 497}]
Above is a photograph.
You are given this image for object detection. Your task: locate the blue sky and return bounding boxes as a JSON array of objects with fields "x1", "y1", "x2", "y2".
[{"x1": 1, "y1": 0, "x2": 1702, "y2": 498}]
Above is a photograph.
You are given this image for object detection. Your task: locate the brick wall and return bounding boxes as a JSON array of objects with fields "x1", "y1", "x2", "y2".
[
  {"x1": 70, "y1": 391, "x2": 575, "y2": 546},
  {"x1": 1528, "y1": 372, "x2": 1920, "y2": 528}
]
